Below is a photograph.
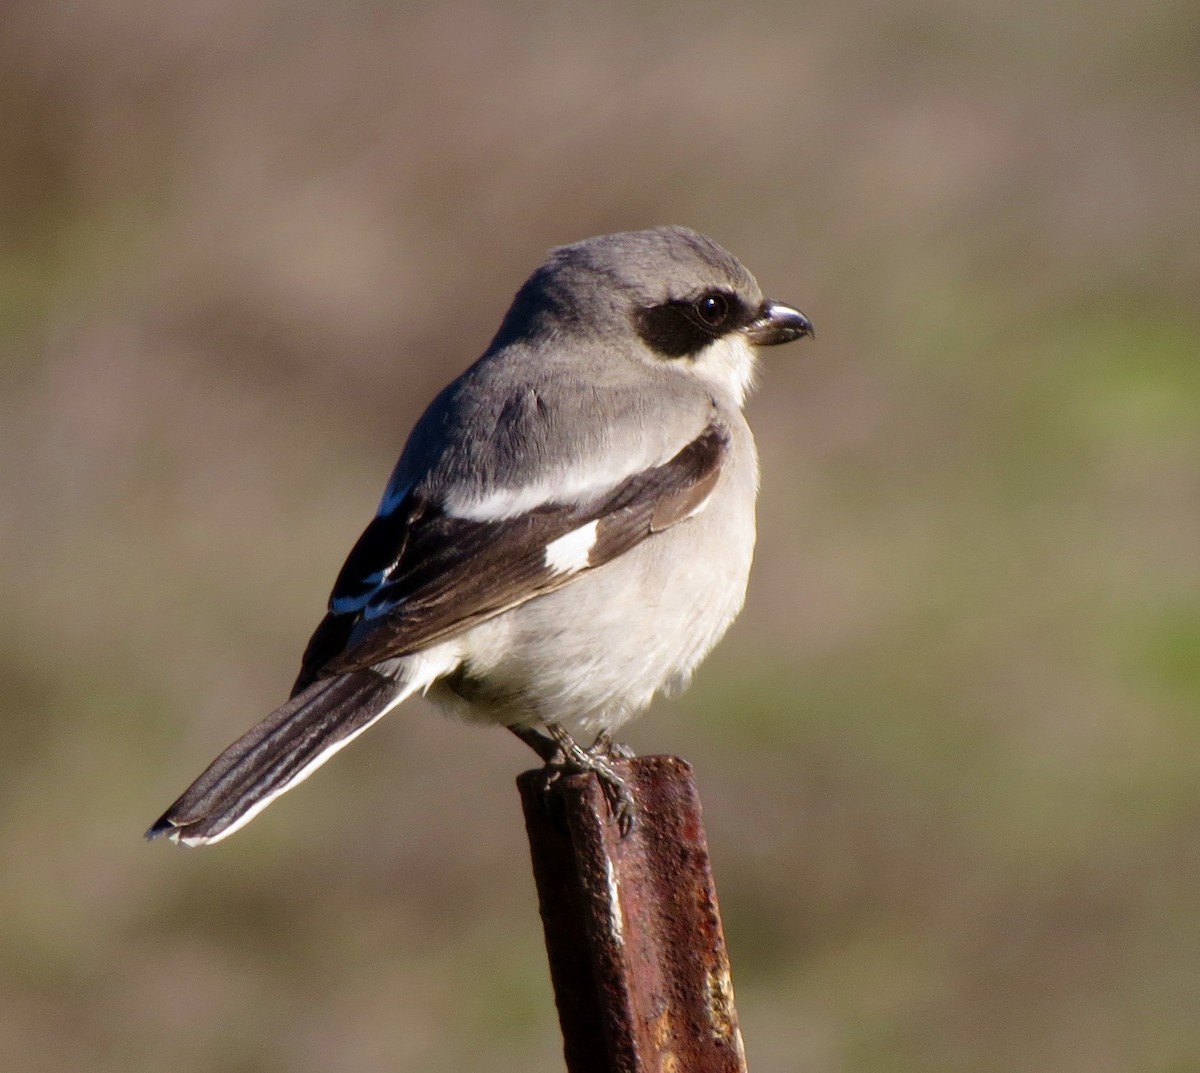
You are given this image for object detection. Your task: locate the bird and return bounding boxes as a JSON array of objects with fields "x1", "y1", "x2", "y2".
[{"x1": 147, "y1": 225, "x2": 812, "y2": 846}]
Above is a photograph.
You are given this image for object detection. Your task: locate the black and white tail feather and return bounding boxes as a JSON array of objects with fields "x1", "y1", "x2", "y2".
[{"x1": 147, "y1": 672, "x2": 409, "y2": 846}]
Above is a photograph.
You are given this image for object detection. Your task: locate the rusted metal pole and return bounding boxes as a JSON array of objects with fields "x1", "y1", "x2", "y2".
[{"x1": 518, "y1": 755, "x2": 748, "y2": 1073}]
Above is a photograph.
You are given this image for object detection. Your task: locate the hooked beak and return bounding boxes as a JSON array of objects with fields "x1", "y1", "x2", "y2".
[{"x1": 740, "y1": 300, "x2": 815, "y2": 347}]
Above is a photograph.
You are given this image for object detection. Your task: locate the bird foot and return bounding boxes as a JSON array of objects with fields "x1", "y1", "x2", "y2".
[{"x1": 510, "y1": 723, "x2": 638, "y2": 836}]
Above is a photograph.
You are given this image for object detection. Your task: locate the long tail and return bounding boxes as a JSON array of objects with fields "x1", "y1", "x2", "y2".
[{"x1": 146, "y1": 670, "x2": 411, "y2": 847}]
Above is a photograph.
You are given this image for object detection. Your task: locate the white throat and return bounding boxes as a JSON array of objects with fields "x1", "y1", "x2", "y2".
[{"x1": 688, "y1": 335, "x2": 760, "y2": 407}]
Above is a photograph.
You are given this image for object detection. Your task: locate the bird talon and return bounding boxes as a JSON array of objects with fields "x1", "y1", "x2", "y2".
[
  {"x1": 603, "y1": 776, "x2": 638, "y2": 837},
  {"x1": 588, "y1": 731, "x2": 637, "y2": 761},
  {"x1": 533, "y1": 723, "x2": 638, "y2": 836}
]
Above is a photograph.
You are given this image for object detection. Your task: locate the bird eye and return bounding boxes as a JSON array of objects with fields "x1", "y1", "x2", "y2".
[
  {"x1": 635, "y1": 291, "x2": 738, "y2": 357},
  {"x1": 694, "y1": 292, "x2": 730, "y2": 329}
]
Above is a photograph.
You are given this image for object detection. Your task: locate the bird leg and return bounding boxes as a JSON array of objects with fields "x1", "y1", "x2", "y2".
[
  {"x1": 508, "y1": 724, "x2": 561, "y2": 763},
  {"x1": 509, "y1": 722, "x2": 637, "y2": 836}
]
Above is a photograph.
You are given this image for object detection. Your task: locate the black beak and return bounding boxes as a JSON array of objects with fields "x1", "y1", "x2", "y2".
[{"x1": 740, "y1": 300, "x2": 815, "y2": 347}]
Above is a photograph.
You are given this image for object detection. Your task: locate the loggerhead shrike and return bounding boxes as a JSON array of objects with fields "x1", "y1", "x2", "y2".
[{"x1": 147, "y1": 225, "x2": 812, "y2": 846}]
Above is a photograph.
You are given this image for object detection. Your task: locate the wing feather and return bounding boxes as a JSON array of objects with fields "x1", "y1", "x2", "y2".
[{"x1": 293, "y1": 423, "x2": 729, "y2": 691}]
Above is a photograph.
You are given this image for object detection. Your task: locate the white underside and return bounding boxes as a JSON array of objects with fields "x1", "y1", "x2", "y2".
[{"x1": 428, "y1": 417, "x2": 759, "y2": 740}]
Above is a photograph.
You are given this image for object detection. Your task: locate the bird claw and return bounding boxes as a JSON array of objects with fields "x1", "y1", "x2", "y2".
[
  {"x1": 544, "y1": 724, "x2": 638, "y2": 836},
  {"x1": 564, "y1": 749, "x2": 636, "y2": 836},
  {"x1": 510, "y1": 722, "x2": 639, "y2": 835},
  {"x1": 600, "y1": 772, "x2": 637, "y2": 837},
  {"x1": 588, "y1": 731, "x2": 636, "y2": 761}
]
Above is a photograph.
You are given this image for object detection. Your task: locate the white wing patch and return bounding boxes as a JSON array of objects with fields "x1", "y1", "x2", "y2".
[{"x1": 543, "y1": 520, "x2": 599, "y2": 576}]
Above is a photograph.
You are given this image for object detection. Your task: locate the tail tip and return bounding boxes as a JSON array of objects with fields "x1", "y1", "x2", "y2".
[{"x1": 145, "y1": 813, "x2": 186, "y2": 845}]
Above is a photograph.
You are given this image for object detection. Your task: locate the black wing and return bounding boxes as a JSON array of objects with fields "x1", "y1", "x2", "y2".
[{"x1": 293, "y1": 423, "x2": 729, "y2": 692}]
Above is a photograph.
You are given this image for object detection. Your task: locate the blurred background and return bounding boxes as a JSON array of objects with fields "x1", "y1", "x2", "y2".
[{"x1": 2, "y1": 0, "x2": 1198, "y2": 1070}]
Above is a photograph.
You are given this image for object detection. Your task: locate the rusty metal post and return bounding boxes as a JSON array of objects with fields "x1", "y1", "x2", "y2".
[{"x1": 518, "y1": 755, "x2": 748, "y2": 1073}]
